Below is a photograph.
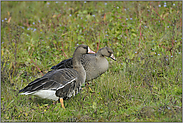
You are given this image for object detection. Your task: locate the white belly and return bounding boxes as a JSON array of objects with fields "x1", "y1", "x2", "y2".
[{"x1": 33, "y1": 90, "x2": 59, "y2": 101}]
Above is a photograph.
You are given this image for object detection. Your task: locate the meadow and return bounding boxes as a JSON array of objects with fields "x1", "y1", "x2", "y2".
[{"x1": 1, "y1": 1, "x2": 182, "y2": 122}]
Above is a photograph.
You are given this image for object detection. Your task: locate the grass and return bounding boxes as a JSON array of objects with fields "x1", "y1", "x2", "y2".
[{"x1": 1, "y1": 1, "x2": 182, "y2": 122}]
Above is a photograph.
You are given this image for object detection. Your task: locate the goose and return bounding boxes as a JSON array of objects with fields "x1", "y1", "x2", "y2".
[
  {"x1": 19, "y1": 45, "x2": 95, "y2": 108},
  {"x1": 51, "y1": 46, "x2": 116, "y2": 81}
]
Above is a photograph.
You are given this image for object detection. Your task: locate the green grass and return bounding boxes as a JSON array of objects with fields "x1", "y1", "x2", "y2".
[{"x1": 1, "y1": 1, "x2": 182, "y2": 122}]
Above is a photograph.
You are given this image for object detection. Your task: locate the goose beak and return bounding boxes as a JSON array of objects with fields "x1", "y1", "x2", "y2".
[
  {"x1": 88, "y1": 47, "x2": 95, "y2": 54},
  {"x1": 110, "y1": 54, "x2": 116, "y2": 61}
]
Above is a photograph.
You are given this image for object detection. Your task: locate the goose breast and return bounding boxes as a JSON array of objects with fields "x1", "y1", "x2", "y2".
[
  {"x1": 51, "y1": 46, "x2": 116, "y2": 81},
  {"x1": 19, "y1": 45, "x2": 95, "y2": 102}
]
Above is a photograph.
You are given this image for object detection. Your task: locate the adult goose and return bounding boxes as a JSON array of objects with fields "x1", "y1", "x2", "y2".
[
  {"x1": 51, "y1": 47, "x2": 116, "y2": 81},
  {"x1": 19, "y1": 45, "x2": 95, "y2": 108}
]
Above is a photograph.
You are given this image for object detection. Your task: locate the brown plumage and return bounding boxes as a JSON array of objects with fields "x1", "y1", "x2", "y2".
[
  {"x1": 19, "y1": 45, "x2": 95, "y2": 108},
  {"x1": 51, "y1": 47, "x2": 116, "y2": 81}
]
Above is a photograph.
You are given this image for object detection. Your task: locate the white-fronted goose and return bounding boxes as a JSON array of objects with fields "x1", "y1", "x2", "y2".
[
  {"x1": 51, "y1": 47, "x2": 116, "y2": 81},
  {"x1": 19, "y1": 45, "x2": 95, "y2": 108}
]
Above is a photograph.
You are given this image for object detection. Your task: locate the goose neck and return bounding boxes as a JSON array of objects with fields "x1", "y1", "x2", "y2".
[{"x1": 72, "y1": 52, "x2": 83, "y2": 68}]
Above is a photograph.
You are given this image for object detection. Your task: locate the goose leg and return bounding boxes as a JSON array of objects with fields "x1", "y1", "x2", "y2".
[{"x1": 60, "y1": 98, "x2": 65, "y2": 109}]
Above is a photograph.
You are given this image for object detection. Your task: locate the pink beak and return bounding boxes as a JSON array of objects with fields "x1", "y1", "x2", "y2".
[{"x1": 88, "y1": 47, "x2": 95, "y2": 54}]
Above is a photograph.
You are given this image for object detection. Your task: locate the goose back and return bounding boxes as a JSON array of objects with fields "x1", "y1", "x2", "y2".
[
  {"x1": 51, "y1": 47, "x2": 116, "y2": 81},
  {"x1": 19, "y1": 45, "x2": 95, "y2": 100}
]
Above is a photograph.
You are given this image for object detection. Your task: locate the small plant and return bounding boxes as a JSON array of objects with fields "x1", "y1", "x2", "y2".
[{"x1": 1, "y1": 1, "x2": 182, "y2": 122}]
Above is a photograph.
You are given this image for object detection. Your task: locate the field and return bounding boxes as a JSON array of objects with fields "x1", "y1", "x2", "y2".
[{"x1": 1, "y1": 1, "x2": 182, "y2": 122}]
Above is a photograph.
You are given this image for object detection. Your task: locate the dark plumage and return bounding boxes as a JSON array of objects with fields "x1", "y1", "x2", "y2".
[
  {"x1": 51, "y1": 47, "x2": 116, "y2": 81},
  {"x1": 19, "y1": 45, "x2": 95, "y2": 108}
]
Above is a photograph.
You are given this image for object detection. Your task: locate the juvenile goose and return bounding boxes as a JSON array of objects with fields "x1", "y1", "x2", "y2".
[
  {"x1": 51, "y1": 47, "x2": 116, "y2": 81},
  {"x1": 19, "y1": 45, "x2": 95, "y2": 108}
]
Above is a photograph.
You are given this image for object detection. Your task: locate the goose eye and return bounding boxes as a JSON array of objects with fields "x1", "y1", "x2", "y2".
[
  {"x1": 108, "y1": 50, "x2": 112, "y2": 54},
  {"x1": 84, "y1": 46, "x2": 87, "y2": 49}
]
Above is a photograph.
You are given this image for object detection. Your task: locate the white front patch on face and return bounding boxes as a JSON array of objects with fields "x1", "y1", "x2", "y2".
[
  {"x1": 33, "y1": 90, "x2": 59, "y2": 101},
  {"x1": 88, "y1": 47, "x2": 95, "y2": 54},
  {"x1": 110, "y1": 53, "x2": 116, "y2": 61}
]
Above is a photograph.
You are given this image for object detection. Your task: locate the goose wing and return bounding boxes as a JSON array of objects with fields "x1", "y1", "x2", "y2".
[
  {"x1": 51, "y1": 58, "x2": 73, "y2": 69},
  {"x1": 19, "y1": 68, "x2": 78, "y2": 96}
]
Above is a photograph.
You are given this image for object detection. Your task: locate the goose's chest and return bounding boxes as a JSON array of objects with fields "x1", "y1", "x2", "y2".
[
  {"x1": 84, "y1": 57, "x2": 108, "y2": 80},
  {"x1": 96, "y1": 58, "x2": 108, "y2": 73}
]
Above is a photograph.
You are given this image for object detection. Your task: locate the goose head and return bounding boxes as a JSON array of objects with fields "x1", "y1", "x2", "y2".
[
  {"x1": 74, "y1": 44, "x2": 95, "y2": 55},
  {"x1": 98, "y1": 46, "x2": 116, "y2": 61}
]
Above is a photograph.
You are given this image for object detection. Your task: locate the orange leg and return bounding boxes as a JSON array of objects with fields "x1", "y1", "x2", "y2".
[{"x1": 60, "y1": 98, "x2": 65, "y2": 109}]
